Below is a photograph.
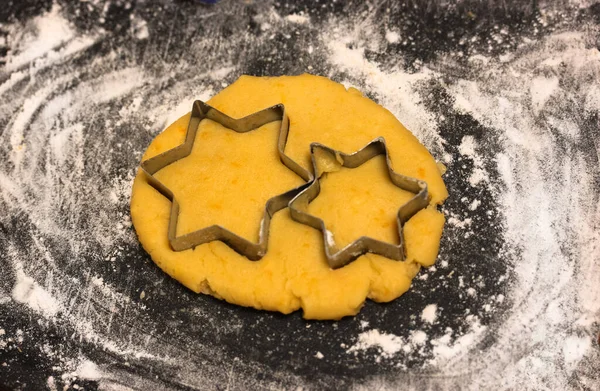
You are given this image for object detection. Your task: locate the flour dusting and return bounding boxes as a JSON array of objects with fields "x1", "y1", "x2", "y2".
[
  {"x1": 11, "y1": 261, "x2": 61, "y2": 318},
  {"x1": 0, "y1": 1, "x2": 598, "y2": 390},
  {"x1": 319, "y1": 5, "x2": 599, "y2": 390},
  {"x1": 420, "y1": 304, "x2": 437, "y2": 324}
]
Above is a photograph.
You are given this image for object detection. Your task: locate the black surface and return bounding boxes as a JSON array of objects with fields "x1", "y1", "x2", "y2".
[{"x1": 0, "y1": 0, "x2": 599, "y2": 390}]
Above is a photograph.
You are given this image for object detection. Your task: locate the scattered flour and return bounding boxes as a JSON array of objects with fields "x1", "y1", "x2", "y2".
[
  {"x1": 349, "y1": 314, "x2": 485, "y2": 366},
  {"x1": 410, "y1": 330, "x2": 427, "y2": 345},
  {"x1": 131, "y1": 14, "x2": 149, "y2": 40},
  {"x1": 76, "y1": 360, "x2": 102, "y2": 381},
  {"x1": 11, "y1": 262, "x2": 61, "y2": 318},
  {"x1": 421, "y1": 304, "x2": 438, "y2": 324},
  {"x1": 285, "y1": 13, "x2": 310, "y2": 25},
  {"x1": 47, "y1": 376, "x2": 57, "y2": 391},
  {"x1": 530, "y1": 76, "x2": 560, "y2": 116},
  {"x1": 324, "y1": 22, "x2": 446, "y2": 157},
  {"x1": 562, "y1": 336, "x2": 592, "y2": 369},
  {"x1": 385, "y1": 30, "x2": 400, "y2": 44},
  {"x1": 430, "y1": 316, "x2": 486, "y2": 364},
  {"x1": 4, "y1": 4, "x2": 98, "y2": 74},
  {"x1": 0, "y1": 2, "x2": 598, "y2": 390},
  {"x1": 458, "y1": 135, "x2": 489, "y2": 186},
  {"x1": 348, "y1": 329, "x2": 405, "y2": 358},
  {"x1": 321, "y1": 10, "x2": 599, "y2": 389},
  {"x1": 5, "y1": 5, "x2": 74, "y2": 71},
  {"x1": 469, "y1": 199, "x2": 481, "y2": 211}
]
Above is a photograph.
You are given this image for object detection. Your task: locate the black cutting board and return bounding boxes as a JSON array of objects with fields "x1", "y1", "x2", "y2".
[{"x1": 0, "y1": 0, "x2": 598, "y2": 389}]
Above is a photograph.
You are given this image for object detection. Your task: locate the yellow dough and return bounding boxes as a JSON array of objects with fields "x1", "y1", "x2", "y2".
[{"x1": 130, "y1": 74, "x2": 447, "y2": 319}]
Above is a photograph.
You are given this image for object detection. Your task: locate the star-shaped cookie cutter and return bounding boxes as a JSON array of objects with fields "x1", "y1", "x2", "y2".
[
  {"x1": 140, "y1": 100, "x2": 312, "y2": 260},
  {"x1": 288, "y1": 137, "x2": 430, "y2": 269}
]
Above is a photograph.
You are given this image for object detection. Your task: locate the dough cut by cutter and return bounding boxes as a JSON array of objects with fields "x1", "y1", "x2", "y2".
[{"x1": 130, "y1": 74, "x2": 447, "y2": 319}]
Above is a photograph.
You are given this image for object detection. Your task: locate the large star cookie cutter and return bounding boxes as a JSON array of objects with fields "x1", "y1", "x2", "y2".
[
  {"x1": 140, "y1": 100, "x2": 312, "y2": 260},
  {"x1": 288, "y1": 137, "x2": 430, "y2": 269}
]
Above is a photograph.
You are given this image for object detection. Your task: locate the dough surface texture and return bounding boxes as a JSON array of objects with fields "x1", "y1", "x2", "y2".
[{"x1": 130, "y1": 74, "x2": 447, "y2": 319}]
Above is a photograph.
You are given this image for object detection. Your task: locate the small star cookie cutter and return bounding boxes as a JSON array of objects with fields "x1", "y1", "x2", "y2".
[
  {"x1": 140, "y1": 100, "x2": 311, "y2": 260},
  {"x1": 288, "y1": 137, "x2": 430, "y2": 269}
]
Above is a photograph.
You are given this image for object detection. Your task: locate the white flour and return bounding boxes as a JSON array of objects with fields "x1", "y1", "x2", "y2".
[
  {"x1": 4, "y1": 5, "x2": 74, "y2": 71},
  {"x1": 285, "y1": 13, "x2": 310, "y2": 25},
  {"x1": 320, "y1": 9, "x2": 599, "y2": 391},
  {"x1": 420, "y1": 304, "x2": 437, "y2": 324},
  {"x1": 0, "y1": 2, "x2": 598, "y2": 390},
  {"x1": 11, "y1": 262, "x2": 61, "y2": 318},
  {"x1": 348, "y1": 329, "x2": 405, "y2": 359}
]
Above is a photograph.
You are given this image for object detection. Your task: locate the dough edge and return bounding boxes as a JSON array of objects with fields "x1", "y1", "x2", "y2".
[{"x1": 130, "y1": 74, "x2": 446, "y2": 320}]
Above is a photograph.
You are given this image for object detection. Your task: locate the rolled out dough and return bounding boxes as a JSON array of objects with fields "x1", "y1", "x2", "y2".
[{"x1": 130, "y1": 74, "x2": 447, "y2": 319}]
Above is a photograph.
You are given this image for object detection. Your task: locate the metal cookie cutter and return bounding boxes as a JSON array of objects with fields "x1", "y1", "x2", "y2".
[
  {"x1": 140, "y1": 100, "x2": 312, "y2": 260},
  {"x1": 288, "y1": 137, "x2": 429, "y2": 269}
]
